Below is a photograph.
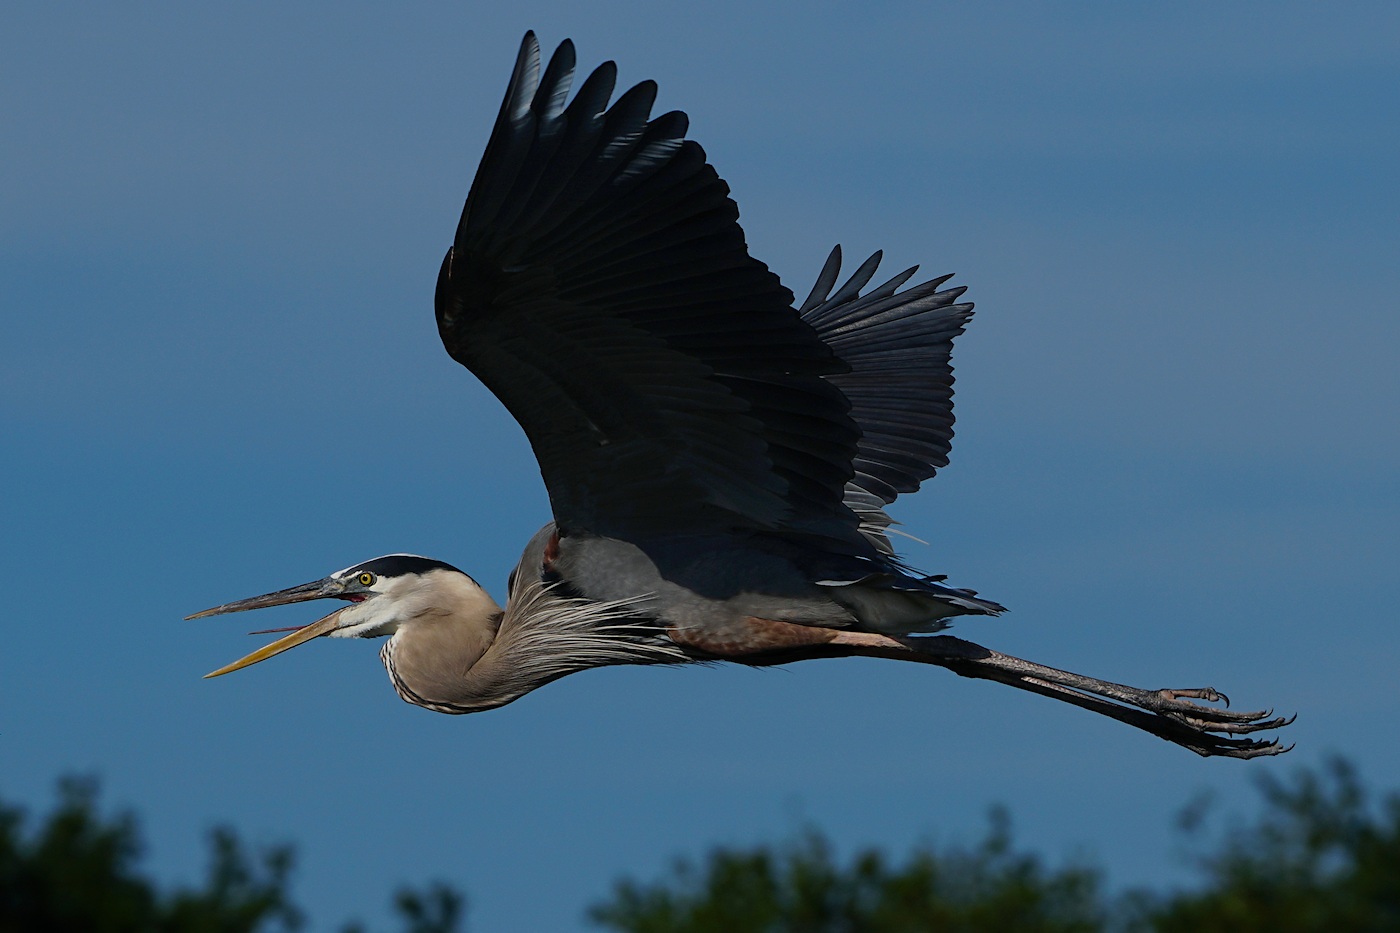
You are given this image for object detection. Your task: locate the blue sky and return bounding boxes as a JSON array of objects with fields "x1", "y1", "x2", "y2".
[{"x1": 3, "y1": 2, "x2": 1397, "y2": 929}]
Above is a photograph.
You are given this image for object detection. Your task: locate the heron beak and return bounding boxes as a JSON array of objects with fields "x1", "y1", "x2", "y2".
[
  {"x1": 186, "y1": 576, "x2": 350, "y2": 679},
  {"x1": 185, "y1": 577, "x2": 344, "y2": 619},
  {"x1": 201, "y1": 608, "x2": 347, "y2": 679}
]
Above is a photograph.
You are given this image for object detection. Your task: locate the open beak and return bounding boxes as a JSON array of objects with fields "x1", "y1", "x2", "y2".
[{"x1": 186, "y1": 577, "x2": 349, "y2": 679}]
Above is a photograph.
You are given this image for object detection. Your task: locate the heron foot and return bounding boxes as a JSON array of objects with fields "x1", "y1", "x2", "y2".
[{"x1": 1138, "y1": 686, "x2": 1295, "y2": 735}]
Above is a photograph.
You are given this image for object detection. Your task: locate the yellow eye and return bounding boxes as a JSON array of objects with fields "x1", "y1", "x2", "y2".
[{"x1": 358, "y1": 572, "x2": 375, "y2": 586}]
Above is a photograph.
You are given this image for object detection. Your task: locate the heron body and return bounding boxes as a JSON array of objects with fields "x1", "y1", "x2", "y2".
[{"x1": 190, "y1": 33, "x2": 1291, "y2": 758}]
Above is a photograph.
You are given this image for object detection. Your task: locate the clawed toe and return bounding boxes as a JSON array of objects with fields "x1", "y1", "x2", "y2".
[
  {"x1": 1161, "y1": 686, "x2": 1229, "y2": 707},
  {"x1": 1173, "y1": 713, "x2": 1294, "y2": 734},
  {"x1": 1141, "y1": 687, "x2": 1297, "y2": 751},
  {"x1": 1149, "y1": 687, "x2": 1273, "y2": 722},
  {"x1": 1192, "y1": 735, "x2": 1294, "y2": 759}
]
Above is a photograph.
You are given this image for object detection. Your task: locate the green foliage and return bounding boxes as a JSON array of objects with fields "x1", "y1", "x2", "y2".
[
  {"x1": 1143, "y1": 758, "x2": 1400, "y2": 932},
  {"x1": 590, "y1": 759, "x2": 1400, "y2": 933},
  {"x1": 0, "y1": 776, "x2": 298, "y2": 933},
  {"x1": 0, "y1": 778, "x2": 463, "y2": 933},
  {"x1": 589, "y1": 809, "x2": 1104, "y2": 933},
  {"x1": 8, "y1": 760, "x2": 1400, "y2": 932},
  {"x1": 393, "y1": 883, "x2": 465, "y2": 933}
]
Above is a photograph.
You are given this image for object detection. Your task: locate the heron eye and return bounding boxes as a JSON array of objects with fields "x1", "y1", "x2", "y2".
[{"x1": 358, "y1": 572, "x2": 375, "y2": 586}]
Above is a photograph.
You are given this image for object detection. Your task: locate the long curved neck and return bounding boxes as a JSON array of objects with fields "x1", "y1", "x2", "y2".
[
  {"x1": 378, "y1": 574, "x2": 510, "y2": 714},
  {"x1": 381, "y1": 576, "x2": 689, "y2": 714}
]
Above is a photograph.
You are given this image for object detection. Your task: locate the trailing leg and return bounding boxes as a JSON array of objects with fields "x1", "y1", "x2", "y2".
[{"x1": 824, "y1": 631, "x2": 1293, "y2": 759}]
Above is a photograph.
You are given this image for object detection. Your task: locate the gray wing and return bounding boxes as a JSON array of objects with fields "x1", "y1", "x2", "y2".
[
  {"x1": 799, "y1": 247, "x2": 974, "y2": 554},
  {"x1": 436, "y1": 34, "x2": 870, "y2": 555}
]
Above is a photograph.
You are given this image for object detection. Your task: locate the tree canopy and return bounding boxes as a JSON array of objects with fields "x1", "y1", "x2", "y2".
[
  {"x1": 590, "y1": 758, "x2": 1400, "y2": 933},
  {"x1": 0, "y1": 777, "x2": 458, "y2": 933},
  {"x1": 4, "y1": 759, "x2": 1397, "y2": 931}
]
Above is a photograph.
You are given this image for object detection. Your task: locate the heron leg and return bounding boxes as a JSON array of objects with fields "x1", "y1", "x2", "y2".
[{"x1": 827, "y1": 632, "x2": 1294, "y2": 760}]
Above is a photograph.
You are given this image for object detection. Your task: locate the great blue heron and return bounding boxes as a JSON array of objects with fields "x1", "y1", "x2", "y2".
[{"x1": 189, "y1": 32, "x2": 1291, "y2": 758}]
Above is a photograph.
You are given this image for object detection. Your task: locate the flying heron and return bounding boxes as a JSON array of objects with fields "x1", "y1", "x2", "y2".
[{"x1": 189, "y1": 32, "x2": 1291, "y2": 758}]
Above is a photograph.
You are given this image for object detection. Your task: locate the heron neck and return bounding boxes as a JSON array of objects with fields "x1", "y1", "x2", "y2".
[{"x1": 380, "y1": 597, "x2": 511, "y2": 713}]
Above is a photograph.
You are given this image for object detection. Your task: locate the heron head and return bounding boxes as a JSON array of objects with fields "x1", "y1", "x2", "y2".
[{"x1": 187, "y1": 554, "x2": 481, "y2": 678}]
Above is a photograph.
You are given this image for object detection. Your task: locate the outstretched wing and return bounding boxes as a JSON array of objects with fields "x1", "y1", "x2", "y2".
[
  {"x1": 799, "y1": 247, "x2": 974, "y2": 554},
  {"x1": 436, "y1": 34, "x2": 869, "y2": 554}
]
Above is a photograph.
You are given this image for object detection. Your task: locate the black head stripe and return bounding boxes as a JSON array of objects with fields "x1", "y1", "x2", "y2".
[{"x1": 344, "y1": 554, "x2": 470, "y2": 582}]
